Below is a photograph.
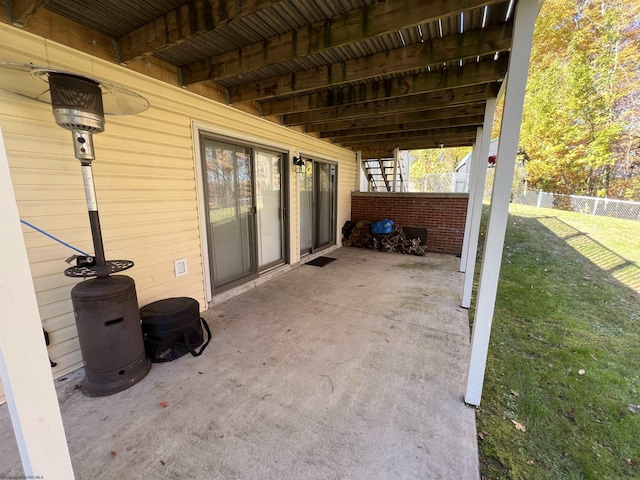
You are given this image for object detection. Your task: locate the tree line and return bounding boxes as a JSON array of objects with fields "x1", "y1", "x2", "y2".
[{"x1": 517, "y1": 0, "x2": 640, "y2": 200}]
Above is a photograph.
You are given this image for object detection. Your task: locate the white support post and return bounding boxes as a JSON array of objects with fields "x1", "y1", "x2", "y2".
[
  {"x1": 392, "y1": 148, "x2": 399, "y2": 192},
  {"x1": 0, "y1": 127, "x2": 75, "y2": 478},
  {"x1": 461, "y1": 99, "x2": 498, "y2": 306},
  {"x1": 459, "y1": 127, "x2": 483, "y2": 272},
  {"x1": 465, "y1": 0, "x2": 541, "y2": 406},
  {"x1": 356, "y1": 150, "x2": 366, "y2": 192}
]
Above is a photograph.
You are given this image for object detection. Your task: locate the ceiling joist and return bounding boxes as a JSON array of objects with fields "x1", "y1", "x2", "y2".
[
  {"x1": 117, "y1": 0, "x2": 281, "y2": 63},
  {"x1": 211, "y1": 23, "x2": 512, "y2": 101},
  {"x1": 360, "y1": 137, "x2": 477, "y2": 157},
  {"x1": 8, "y1": 0, "x2": 50, "y2": 26},
  {"x1": 283, "y1": 84, "x2": 499, "y2": 126},
  {"x1": 182, "y1": 0, "x2": 506, "y2": 85},
  {"x1": 340, "y1": 125, "x2": 479, "y2": 146},
  {"x1": 260, "y1": 58, "x2": 507, "y2": 116},
  {"x1": 322, "y1": 115, "x2": 484, "y2": 140},
  {"x1": 303, "y1": 104, "x2": 487, "y2": 133}
]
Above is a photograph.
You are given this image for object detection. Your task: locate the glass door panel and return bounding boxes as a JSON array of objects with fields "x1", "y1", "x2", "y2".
[
  {"x1": 202, "y1": 138, "x2": 255, "y2": 287},
  {"x1": 299, "y1": 160, "x2": 314, "y2": 254},
  {"x1": 255, "y1": 150, "x2": 284, "y2": 268},
  {"x1": 315, "y1": 162, "x2": 336, "y2": 248}
]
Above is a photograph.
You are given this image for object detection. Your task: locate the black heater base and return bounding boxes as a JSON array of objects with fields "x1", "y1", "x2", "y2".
[{"x1": 71, "y1": 275, "x2": 151, "y2": 397}]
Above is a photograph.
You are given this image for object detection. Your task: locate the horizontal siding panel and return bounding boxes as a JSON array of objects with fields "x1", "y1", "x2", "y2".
[
  {"x1": 36, "y1": 284, "x2": 77, "y2": 308},
  {"x1": 15, "y1": 185, "x2": 87, "y2": 202},
  {"x1": 38, "y1": 298, "x2": 74, "y2": 321},
  {"x1": 88, "y1": 218, "x2": 197, "y2": 241},
  {"x1": 47, "y1": 324, "x2": 78, "y2": 345},
  {"x1": 33, "y1": 273, "x2": 78, "y2": 294},
  {"x1": 22, "y1": 226, "x2": 100, "y2": 250},
  {"x1": 48, "y1": 336, "x2": 81, "y2": 360},
  {"x1": 49, "y1": 349, "x2": 84, "y2": 377},
  {"x1": 42, "y1": 312, "x2": 76, "y2": 333}
]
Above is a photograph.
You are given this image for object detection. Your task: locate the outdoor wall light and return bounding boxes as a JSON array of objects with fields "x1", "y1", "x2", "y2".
[{"x1": 293, "y1": 155, "x2": 305, "y2": 173}]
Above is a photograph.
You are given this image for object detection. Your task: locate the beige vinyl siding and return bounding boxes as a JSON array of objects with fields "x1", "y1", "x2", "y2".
[{"x1": 0, "y1": 23, "x2": 357, "y2": 403}]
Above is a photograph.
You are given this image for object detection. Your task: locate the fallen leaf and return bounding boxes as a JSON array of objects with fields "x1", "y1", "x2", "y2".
[
  {"x1": 160, "y1": 401, "x2": 168, "y2": 408},
  {"x1": 510, "y1": 389, "x2": 520, "y2": 398},
  {"x1": 160, "y1": 460, "x2": 165, "y2": 466},
  {"x1": 385, "y1": 338, "x2": 390, "y2": 343},
  {"x1": 235, "y1": 383, "x2": 242, "y2": 387},
  {"x1": 625, "y1": 458, "x2": 635, "y2": 465},
  {"x1": 627, "y1": 404, "x2": 638, "y2": 414},
  {"x1": 527, "y1": 460, "x2": 534, "y2": 465},
  {"x1": 110, "y1": 451, "x2": 117, "y2": 459},
  {"x1": 511, "y1": 420, "x2": 526, "y2": 432},
  {"x1": 578, "y1": 369, "x2": 585, "y2": 375},
  {"x1": 478, "y1": 431, "x2": 490, "y2": 440}
]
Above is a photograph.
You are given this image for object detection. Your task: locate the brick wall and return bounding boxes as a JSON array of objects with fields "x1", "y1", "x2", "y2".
[{"x1": 350, "y1": 192, "x2": 469, "y2": 255}]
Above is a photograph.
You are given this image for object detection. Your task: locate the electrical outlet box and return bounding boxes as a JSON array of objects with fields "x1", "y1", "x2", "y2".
[{"x1": 174, "y1": 259, "x2": 187, "y2": 277}]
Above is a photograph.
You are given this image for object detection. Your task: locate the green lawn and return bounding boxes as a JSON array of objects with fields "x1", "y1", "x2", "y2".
[{"x1": 475, "y1": 204, "x2": 640, "y2": 479}]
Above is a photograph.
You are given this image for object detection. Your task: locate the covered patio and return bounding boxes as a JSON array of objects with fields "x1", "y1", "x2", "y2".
[{"x1": 0, "y1": 247, "x2": 478, "y2": 479}]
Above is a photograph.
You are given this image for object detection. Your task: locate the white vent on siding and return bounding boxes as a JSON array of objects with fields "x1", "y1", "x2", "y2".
[{"x1": 174, "y1": 259, "x2": 188, "y2": 277}]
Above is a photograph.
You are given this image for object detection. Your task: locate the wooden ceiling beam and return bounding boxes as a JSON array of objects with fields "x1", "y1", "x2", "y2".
[
  {"x1": 260, "y1": 58, "x2": 507, "y2": 116},
  {"x1": 339, "y1": 126, "x2": 479, "y2": 145},
  {"x1": 357, "y1": 139, "x2": 476, "y2": 157},
  {"x1": 350, "y1": 136, "x2": 477, "y2": 150},
  {"x1": 303, "y1": 103, "x2": 487, "y2": 133},
  {"x1": 8, "y1": 0, "x2": 50, "y2": 26},
  {"x1": 184, "y1": 0, "x2": 506, "y2": 84},
  {"x1": 215, "y1": 23, "x2": 512, "y2": 101},
  {"x1": 117, "y1": 0, "x2": 281, "y2": 63},
  {"x1": 284, "y1": 83, "x2": 499, "y2": 126},
  {"x1": 322, "y1": 115, "x2": 484, "y2": 140}
]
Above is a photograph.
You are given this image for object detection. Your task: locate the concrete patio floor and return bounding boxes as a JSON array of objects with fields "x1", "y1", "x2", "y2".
[{"x1": 0, "y1": 247, "x2": 479, "y2": 479}]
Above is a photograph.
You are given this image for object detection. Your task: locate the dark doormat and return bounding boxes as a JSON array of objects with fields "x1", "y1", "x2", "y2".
[{"x1": 305, "y1": 256, "x2": 337, "y2": 267}]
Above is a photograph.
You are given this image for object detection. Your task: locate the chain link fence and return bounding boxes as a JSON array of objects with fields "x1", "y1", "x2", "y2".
[{"x1": 512, "y1": 190, "x2": 640, "y2": 221}]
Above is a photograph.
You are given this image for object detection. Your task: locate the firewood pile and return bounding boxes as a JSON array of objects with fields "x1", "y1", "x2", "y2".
[{"x1": 342, "y1": 220, "x2": 428, "y2": 256}]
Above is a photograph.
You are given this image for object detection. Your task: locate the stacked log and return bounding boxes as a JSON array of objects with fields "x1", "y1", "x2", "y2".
[{"x1": 342, "y1": 220, "x2": 427, "y2": 256}]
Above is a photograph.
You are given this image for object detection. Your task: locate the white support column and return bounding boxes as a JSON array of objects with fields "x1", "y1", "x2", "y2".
[
  {"x1": 461, "y1": 99, "x2": 498, "y2": 306},
  {"x1": 0, "y1": 127, "x2": 75, "y2": 478},
  {"x1": 357, "y1": 151, "x2": 369, "y2": 192},
  {"x1": 465, "y1": 0, "x2": 541, "y2": 406},
  {"x1": 459, "y1": 127, "x2": 484, "y2": 272},
  {"x1": 392, "y1": 148, "x2": 399, "y2": 192}
]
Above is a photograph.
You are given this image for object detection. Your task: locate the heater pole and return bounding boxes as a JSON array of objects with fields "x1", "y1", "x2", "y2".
[{"x1": 80, "y1": 161, "x2": 106, "y2": 268}]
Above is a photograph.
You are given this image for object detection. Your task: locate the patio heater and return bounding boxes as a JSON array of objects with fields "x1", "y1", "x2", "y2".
[{"x1": 0, "y1": 63, "x2": 151, "y2": 396}]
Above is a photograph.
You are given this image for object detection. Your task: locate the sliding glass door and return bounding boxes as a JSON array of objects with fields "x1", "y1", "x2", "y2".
[
  {"x1": 299, "y1": 158, "x2": 337, "y2": 255},
  {"x1": 201, "y1": 135, "x2": 286, "y2": 290}
]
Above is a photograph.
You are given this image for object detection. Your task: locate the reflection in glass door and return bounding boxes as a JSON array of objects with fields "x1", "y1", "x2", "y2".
[
  {"x1": 315, "y1": 162, "x2": 336, "y2": 248},
  {"x1": 202, "y1": 139, "x2": 255, "y2": 288},
  {"x1": 255, "y1": 150, "x2": 284, "y2": 269},
  {"x1": 299, "y1": 159, "x2": 337, "y2": 255},
  {"x1": 299, "y1": 161, "x2": 314, "y2": 254}
]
